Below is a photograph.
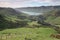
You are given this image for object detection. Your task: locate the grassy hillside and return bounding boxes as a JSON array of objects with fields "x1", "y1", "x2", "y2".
[
  {"x1": 44, "y1": 10, "x2": 60, "y2": 25},
  {"x1": 0, "y1": 7, "x2": 31, "y2": 30},
  {"x1": 0, "y1": 8, "x2": 30, "y2": 22},
  {"x1": 0, "y1": 28, "x2": 59, "y2": 40},
  {"x1": 0, "y1": 7, "x2": 60, "y2": 40}
]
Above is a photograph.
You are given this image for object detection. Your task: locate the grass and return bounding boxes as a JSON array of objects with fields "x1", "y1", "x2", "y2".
[
  {"x1": 46, "y1": 17, "x2": 60, "y2": 25},
  {"x1": 0, "y1": 27, "x2": 59, "y2": 40}
]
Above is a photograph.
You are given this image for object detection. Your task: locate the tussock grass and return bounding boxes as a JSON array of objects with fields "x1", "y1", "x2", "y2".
[{"x1": 0, "y1": 27, "x2": 59, "y2": 40}]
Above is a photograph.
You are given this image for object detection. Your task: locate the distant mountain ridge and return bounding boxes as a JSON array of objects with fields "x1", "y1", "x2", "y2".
[{"x1": 16, "y1": 6, "x2": 60, "y2": 15}]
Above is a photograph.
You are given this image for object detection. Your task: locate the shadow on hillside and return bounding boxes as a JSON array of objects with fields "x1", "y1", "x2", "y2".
[{"x1": 0, "y1": 14, "x2": 28, "y2": 31}]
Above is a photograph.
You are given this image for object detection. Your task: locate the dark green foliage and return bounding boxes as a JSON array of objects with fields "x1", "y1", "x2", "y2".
[
  {"x1": 25, "y1": 38, "x2": 31, "y2": 40},
  {"x1": 28, "y1": 15, "x2": 37, "y2": 21},
  {"x1": 0, "y1": 14, "x2": 28, "y2": 30},
  {"x1": 0, "y1": 15, "x2": 6, "y2": 29},
  {"x1": 14, "y1": 20, "x2": 28, "y2": 27},
  {"x1": 37, "y1": 15, "x2": 46, "y2": 25},
  {"x1": 0, "y1": 14, "x2": 9, "y2": 30},
  {"x1": 0, "y1": 7, "x2": 30, "y2": 30}
]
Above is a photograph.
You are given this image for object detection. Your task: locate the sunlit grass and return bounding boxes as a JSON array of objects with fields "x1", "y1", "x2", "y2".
[{"x1": 0, "y1": 27, "x2": 59, "y2": 40}]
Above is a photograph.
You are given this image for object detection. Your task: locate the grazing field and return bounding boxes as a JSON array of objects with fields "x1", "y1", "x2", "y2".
[{"x1": 0, "y1": 27, "x2": 59, "y2": 40}]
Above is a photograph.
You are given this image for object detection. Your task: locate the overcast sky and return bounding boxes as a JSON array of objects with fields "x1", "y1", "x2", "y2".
[{"x1": 0, "y1": 0, "x2": 60, "y2": 8}]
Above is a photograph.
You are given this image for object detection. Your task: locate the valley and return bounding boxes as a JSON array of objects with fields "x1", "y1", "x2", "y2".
[{"x1": 0, "y1": 6, "x2": 60, "y2": 40}]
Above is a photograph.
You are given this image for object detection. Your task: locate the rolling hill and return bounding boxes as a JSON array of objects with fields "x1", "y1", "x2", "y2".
[
  {"x1": 16, "y1": 5, "x2": 60, "y2": 15},
  {"x1": 0, "y1": 7, "x2": 30, "y2": 30},
  {"x1": 0, "y1": 7, "x2": 30, "y2": 22},
  {"x1": 44, "y1": 10, "x2": 60, "y2": 25}
]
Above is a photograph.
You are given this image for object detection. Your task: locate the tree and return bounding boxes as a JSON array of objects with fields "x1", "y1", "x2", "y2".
[
  {"x1": 37, "y1": 15, "x2": 46, "y2": 24},
  {"x1": 0, "y1": 14, "x2": 7, "y2": 30}
]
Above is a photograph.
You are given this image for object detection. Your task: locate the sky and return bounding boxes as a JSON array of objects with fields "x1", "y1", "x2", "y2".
[{"x1": 0, "y1": 0, "x2": 60, "y2": 8}]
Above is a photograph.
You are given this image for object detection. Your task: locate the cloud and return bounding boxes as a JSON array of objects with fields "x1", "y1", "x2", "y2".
[
  {"x1": 32, "y1": 0, "x2": 60, "y2": 3},
  {"x1": 0, "y1": 0, "x2": 60, "y2": 3},
  {"x1": 0, "y1": 0, "x2": 33, "y2": 8},
  {"x1": 0, "y1": 2, "x2": 11, "y2": 7},
  {"x1": 0, "y1": 0, "x2": 60, "y2": 8}
]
